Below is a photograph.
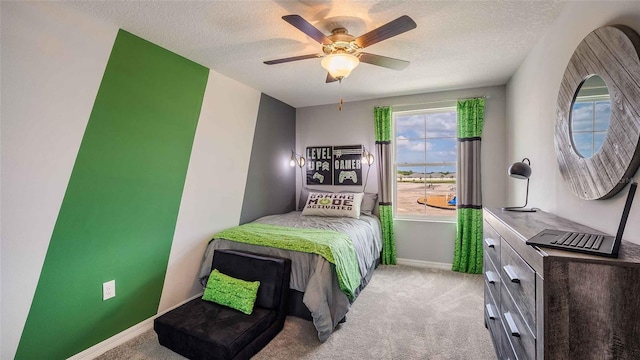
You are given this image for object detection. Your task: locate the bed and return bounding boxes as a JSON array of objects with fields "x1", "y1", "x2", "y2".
[{"x1": 198, "y1": 192, "x2": 382, "y2": 342}]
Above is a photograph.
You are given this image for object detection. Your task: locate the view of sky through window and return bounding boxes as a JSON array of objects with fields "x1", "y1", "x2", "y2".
[
  {"x1": 394, "y1": 108, "x2": 457, "y2": 218},
  {"x1": 571, "y1": 100, "x2": 610, "y2": 158},
  {"x1": 396, "y1": 111, "x2": 457, "y2": 172}
]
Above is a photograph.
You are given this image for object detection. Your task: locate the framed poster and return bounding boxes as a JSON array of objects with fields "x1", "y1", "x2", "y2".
[
  {"x1": 306, "y1": 145, "x2": 363, "y2": 185},
  {"x1": 306, "y1": 146, "x2": 332, "y2": 185},
  {"x1": 332, "y1": 145, "x2": 363, "y2": 185}
]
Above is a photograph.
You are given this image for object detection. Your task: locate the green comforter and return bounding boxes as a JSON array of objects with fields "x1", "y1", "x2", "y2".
[{"x1": 214, "y1": 223, "x2": 360, "y2": 300}]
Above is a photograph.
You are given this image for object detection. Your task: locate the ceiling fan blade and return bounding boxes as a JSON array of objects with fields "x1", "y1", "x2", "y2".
[
  {"x1": 326, "y1": 73, "x2": 338, "y2": 83},
  {"x1": 355, "y1": 15, "x2": 417, "y2": 48},
  {"x1": 358, "y1": 52, "x2": 410, "y2": 70},
  {"x1": 264, "y1": 53, "x2": 322, "y2": 65},
  {"x1": 282, "y1": 15, "x2": 332, "y2": 45}
]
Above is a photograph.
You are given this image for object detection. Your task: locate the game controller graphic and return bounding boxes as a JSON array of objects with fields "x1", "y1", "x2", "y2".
[
  {"x1": 312, "y1": 172, "x2": 325, "y2": 183},
  {"x1": 338, "y1": 171, "x2": 357, "y2": 184}
]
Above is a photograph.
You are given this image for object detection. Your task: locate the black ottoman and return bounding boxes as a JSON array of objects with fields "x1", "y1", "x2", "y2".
[{"x1": 155, "y1": 249, "x2": 291, "y2": 360}]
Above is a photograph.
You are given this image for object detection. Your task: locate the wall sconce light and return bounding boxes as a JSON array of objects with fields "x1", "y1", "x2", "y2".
[
  {"x1": 290, "y1": 150, "x2": 306, "y2": 168},
  {"x1": 362, "y1": 147, "x2": 375, "y2": 166},
  {"x1": 291, "y1": 150, "x2": 306, "y2": 211},
  {"x1": 362, "y1": 146, "x2": 375, "y2": 191},
  {"x1": 502, "y1": 157, "x2": 536, "y2": 212}
]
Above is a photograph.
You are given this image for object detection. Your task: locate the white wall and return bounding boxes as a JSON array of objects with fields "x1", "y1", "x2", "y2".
[
  {"x1": 297, "y1": 85, "x2": 507, "y2": 264},
  {"x1": 158, "y1": 71, "x2": 260, "y2": 312},
  {"x1": 1, "y1": 2, "x2": 263, "y2": 358},
  {"x1": 506, "y1": 1, "x2": 640, "y2": 244},
  {"x1": 0, "y1": 3, "x2": 118, "y2": 358}
]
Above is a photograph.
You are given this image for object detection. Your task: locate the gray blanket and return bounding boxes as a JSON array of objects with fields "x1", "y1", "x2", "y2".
[{"x1": 198, "y1": 211, "x2": 382, "y2": 342}]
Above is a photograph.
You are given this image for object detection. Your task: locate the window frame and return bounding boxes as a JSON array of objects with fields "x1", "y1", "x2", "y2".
[{"x1": 392, "y1": 105, "x2": 458, "y2": 223}]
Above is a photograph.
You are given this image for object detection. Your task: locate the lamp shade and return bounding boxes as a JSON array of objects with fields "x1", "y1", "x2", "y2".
[
  {"x1": 503, "y1": 157, "x2": 536, "y2": 212},
  {"x1": 508, "y1": 158, "x2": 531, "y2": 179},
  {"x1": 321, "y1": 53, "x2": 359, "y2": 79},
  {"x1": 367, "y1": 153, "x2": 374, "y2": 165}
]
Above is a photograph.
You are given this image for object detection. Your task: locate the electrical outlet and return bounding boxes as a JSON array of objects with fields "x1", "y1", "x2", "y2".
[{"x1": 103, "y1": 280, "x2": 116, "y2": 301}]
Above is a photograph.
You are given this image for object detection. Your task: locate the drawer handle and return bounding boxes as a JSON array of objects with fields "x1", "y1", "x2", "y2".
[
  {"x1": 484, "y1": 238, "x2": 496, "y2": 248},
  {"x1": 485, "y1": 304, "x2": 496, "y2": 320},
  {"x1": 504, "y1": 312, "x2": 521, "y2": 337},
  {"x1": 485, "y1": 271, "x2": 498, "y2": 284},
  {"x1": 503, "y1": 265, "x2": 520, "y2": 283}
]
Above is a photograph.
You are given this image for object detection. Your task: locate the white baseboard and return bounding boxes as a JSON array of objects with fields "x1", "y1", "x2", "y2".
[
  {"x1": 67, "y1": 316, "x2": 154, "y2": 360},
  {"x1": 68, "y1": 293, "x2": 202, "y2": 360},
  {"x1": 396, "y1": 258, "x2": 452, "y2": 271}
]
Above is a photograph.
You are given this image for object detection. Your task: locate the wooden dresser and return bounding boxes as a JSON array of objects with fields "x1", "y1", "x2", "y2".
[{"x1": 483, "y1": 207, "x2": 640, "y2": 360}]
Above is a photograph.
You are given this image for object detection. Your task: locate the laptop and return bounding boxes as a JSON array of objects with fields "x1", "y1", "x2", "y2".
[{"x1": 526, "y1": 181, "x2": 637, "y2": 258}]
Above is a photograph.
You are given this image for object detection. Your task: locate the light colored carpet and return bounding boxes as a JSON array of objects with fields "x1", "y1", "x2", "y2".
[{"x1": 97, "y1": 265, "x2": 496, "y2": 359}]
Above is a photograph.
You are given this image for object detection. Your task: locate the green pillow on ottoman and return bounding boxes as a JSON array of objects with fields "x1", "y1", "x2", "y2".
[{"x1": 202, "y1": 269, "x2": 260, "y2": 315}]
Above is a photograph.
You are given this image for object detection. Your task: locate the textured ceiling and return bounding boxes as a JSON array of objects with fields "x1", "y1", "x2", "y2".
[{"x1": 61, "y1": 1, "x2": 566, "y2": 108}]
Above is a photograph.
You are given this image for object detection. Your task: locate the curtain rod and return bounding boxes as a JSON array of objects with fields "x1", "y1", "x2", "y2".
[
  {"x1": 379, "y1": 94, "x2": 490, "y2": 108},
  {"x1": 458, "y1": 95, "x2": 491, "y2": 100},
  {"x1": 458, "y1": 94, "x2": 491, "y2": 101}
]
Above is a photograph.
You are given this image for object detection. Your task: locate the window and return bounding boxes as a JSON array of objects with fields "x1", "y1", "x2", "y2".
[{"x1": 393, "y1": 106, "x2": 457, "y2": 220}]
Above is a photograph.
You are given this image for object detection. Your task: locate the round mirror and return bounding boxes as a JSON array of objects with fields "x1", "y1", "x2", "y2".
[
  {"x1": 570, "y1": 75, "x2": 611, "y2": 158},
  {"x1": 555, "y1": 25, "x2": 640, "y2": 200}
]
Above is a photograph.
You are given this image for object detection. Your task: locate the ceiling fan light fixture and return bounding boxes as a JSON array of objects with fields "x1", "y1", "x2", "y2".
[{"x1": 321, "y1": 53, "x2": 359, "y2": 80}]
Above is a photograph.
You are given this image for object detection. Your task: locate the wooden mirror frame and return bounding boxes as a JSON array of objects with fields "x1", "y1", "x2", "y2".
[{"x1": 555, "y1": 25, "x2": 640, "y2": 200}]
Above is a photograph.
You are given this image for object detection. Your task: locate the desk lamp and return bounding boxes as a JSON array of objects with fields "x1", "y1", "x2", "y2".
[{"x1": 503, "y1": 158, "x2": 536, "y2": 212}]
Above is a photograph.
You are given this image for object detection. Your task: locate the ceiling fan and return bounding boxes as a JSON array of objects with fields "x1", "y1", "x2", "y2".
[{"x1": 264, "y1": 15, "x2": 417, "y2": 83}]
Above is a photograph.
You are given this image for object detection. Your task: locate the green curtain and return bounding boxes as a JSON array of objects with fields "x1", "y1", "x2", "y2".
[
  {"x1": 452, "y1": 98, "x2": 485, "y2": 274},
  {"x1": 374, "y1": 106, "x2": 396, "y2": 265}
]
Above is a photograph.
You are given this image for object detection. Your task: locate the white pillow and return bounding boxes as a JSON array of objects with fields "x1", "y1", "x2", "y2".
[
  {"x1": 301, "y1": 192, "x2": 364, "y2": 219},
  {"x1": 298, "y1": 187, "x2": 332, "y2": 210},
  {"x1": 341, "y1": 191, "x2": 378, "y2": 216}
]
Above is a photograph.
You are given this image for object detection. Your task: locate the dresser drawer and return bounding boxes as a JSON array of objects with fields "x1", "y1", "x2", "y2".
[
  {"x1": 483, "y1": 221, "x2": 501, "y2": 267},
  {"x1": 498, "y1": 326, "x2": 518, "y2": 360},
  {"x1": 500, "y1": 240, "x2": 536, "y2": 330},
  {"x1": 501, "y1": 283, "x2": 535, "y2": 360},
  {"x1": 483, "y1": 254, "x2": 500, "y2": 303},
  {"x1": 484, "y1": 282, "x2": 503, "y2": 358},
  {"x1": 498, "y1": 333, "x2": 518, "y2": 360}
]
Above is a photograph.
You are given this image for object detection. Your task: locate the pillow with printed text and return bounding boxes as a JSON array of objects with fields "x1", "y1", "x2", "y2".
[{"x1": 301, "y1": 192, "x2": 364, "y2": 219}]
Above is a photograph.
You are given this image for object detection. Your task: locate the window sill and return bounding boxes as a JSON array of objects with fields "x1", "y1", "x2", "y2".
[{"x1": 393, "y1": 215, "x2": 457, "y2": 224}]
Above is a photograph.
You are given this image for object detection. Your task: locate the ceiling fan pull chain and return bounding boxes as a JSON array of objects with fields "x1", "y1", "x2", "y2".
[{"x1": 338, "y1": 79, "x2": 343, "y2": 111}]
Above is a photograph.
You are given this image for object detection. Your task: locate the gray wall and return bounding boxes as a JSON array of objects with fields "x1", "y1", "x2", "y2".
[
  {"x1": 296, "y1": 85, "x2": 507, "y2": 265},
  {"x1": 506, "y1": 2, "x2": 640, "y2": 245},
  {"x1": 240, "y1": 94, "x2": 296, "y2": 223}
]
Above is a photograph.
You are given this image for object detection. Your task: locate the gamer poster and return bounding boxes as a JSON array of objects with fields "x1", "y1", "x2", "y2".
[{"x1": 306, "y1": 145, "x2": 363, "y2": 186}]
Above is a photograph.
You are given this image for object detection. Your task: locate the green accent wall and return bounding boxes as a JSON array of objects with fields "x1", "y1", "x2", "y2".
[{"x1": 16, "y1": 30, "x2": 209, "y2": 359}]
